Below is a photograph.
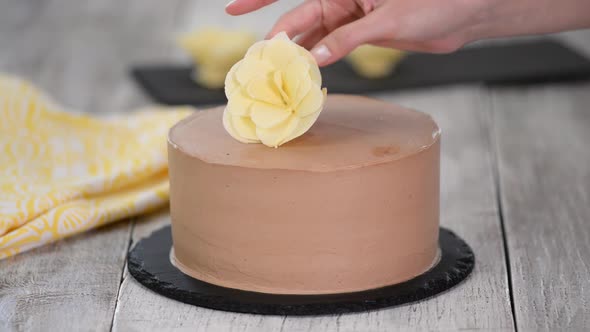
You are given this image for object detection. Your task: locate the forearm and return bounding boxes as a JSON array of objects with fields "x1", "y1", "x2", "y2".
[
  {"x1": 225, "y1": 0, "x2": 590, "y2": 63},
  {"x1": 469, "y1": 0, "x2": 590, "y2": 41}
]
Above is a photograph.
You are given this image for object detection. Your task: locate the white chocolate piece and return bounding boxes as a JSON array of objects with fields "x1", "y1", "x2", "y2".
[{"x1": 223, "y1": 32, "x2": 327, "y2": 148}]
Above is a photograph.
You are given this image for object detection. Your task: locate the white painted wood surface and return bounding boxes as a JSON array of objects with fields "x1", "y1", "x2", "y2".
[
  {"x1": 1, "y1": 0, "x2": 589, "y2": 331},
  {"x1": 0, "y1": 0, "x2": 187, "y2": 330},
  {"x1": 487, "y1": 31, "x2": 590, "y2": 332},
  {"x1": 492, "y1": 83, "x2": 590, "y2": 331}
]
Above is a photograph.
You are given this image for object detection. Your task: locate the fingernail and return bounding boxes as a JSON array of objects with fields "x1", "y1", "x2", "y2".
[
  {"x1": 311, "y1": 45, "x2": 331, "y2": 65},
  {"x1": 226, "y1": 0, "x2": 237, "y2": 8}
]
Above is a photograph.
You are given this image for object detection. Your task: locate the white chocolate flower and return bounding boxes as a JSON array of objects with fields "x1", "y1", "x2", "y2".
[
  {"x1": 177, "y1": 28, "x2": 256, "y2": 89},
  {"x1": 223, "y1": 32, "x2": 327, "y2": 148},
  {"x1": 347, "y1": 45, "x2": 406, "y2": 79}
]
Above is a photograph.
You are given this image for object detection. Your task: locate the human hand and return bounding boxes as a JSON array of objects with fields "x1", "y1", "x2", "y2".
[
  {"x1": 226, "y1": 0, "x2": 489, "y2": 66},
  {"x1": 226, "y1": 0, "x2": 590, "y2": 66}
]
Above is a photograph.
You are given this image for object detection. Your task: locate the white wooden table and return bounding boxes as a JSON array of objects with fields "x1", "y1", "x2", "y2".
[{"x1": 1, "y1": 1, "x2": 589, "y2": 331}]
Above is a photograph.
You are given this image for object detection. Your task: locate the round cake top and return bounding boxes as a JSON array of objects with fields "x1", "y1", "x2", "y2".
[{"x1": 169, "y1": 95, "x2": 440, "y2": 172}]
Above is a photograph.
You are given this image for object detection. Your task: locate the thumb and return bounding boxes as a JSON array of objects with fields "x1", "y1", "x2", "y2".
[{"x1": 310, "y1": 17, "x2": 380, "y2": 66}]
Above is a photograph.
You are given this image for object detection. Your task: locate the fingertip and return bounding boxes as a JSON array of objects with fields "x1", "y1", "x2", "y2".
[
  {"x1": 224, "y1": 0, "x2": 240, "y2": 15},
  {"x1": 310, "y1": 44, "x2": 335, "y2": 66},
  {"x1": 311, "y1": 18, "x2": 379, "y2": 66},
  {"x1": 266, "y1": 1, "x2": 321, "y2": 41},
  {"x1": 225, "y1": 0, "x2": 278, "y2": 16}
]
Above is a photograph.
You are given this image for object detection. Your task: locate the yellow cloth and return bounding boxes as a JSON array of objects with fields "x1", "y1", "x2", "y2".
[{"x1": 0, "y1": 75, "x2": 192, "y2": 259}]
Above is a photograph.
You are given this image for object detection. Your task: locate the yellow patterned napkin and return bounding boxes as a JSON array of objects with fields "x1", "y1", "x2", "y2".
[{"x1": 0, "y1": 75, "x2": 192, "y2": 259}]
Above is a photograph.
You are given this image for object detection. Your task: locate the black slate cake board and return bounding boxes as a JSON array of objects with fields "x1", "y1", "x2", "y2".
[
  {"x1": 132, "y1": 39, "x2": 590, "y2": 106},
  {"x1": 128, "y1": 226, "x2": 474, "y2": 315}
]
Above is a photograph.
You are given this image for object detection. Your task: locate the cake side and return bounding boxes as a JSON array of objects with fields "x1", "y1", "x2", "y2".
[
  {"x1": 168, "y1": 95, "x2": 441, "y2": 295},
  {"x1": 169, "y1": 141, "x2": 439, "y2": 294}
]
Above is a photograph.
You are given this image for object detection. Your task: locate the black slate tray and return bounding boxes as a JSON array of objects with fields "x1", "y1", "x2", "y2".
[
  {"x1": 128, "y1": 226, "x2": 474, "y2": 315},
  {"x1": 131, "y1": 39, "x2": 590, "y2": 106}
]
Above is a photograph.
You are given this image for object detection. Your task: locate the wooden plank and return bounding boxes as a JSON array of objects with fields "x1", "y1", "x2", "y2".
[
  {"x1": 112, "y1": 86, "x2": 515, "y2": 331},
  {"x1": 489, "y1": 30, "x2": 590, "y2": 331},
  {"x1": 0, "y1": 0, "x2": 185, "y2": 330},
  {"x1": 491, "y1": 67, "x2": 590, "y2": 330},
  {"x1": 0, "y1": 223, "x2": 131, "y2": 331}
]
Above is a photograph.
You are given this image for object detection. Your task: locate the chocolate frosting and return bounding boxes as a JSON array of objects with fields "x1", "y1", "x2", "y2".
[
  {"x1": 168, "y1": 95, "x2": 441, "y2": 294},
  {"x1": 169, "y1": 94, "x2": 440, "y2": 171}
]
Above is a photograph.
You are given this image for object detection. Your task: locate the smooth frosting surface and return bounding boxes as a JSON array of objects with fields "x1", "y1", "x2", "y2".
[
  {"x1": 170, "y1": 94, "x2": 440, "y2": 172},
  {"x1": 168, "y1": 95, "x2": 441, "y2": 295}
]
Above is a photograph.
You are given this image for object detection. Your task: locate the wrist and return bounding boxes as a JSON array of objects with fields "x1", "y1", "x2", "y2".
[{"x1": 466, "y1": 0, "x2": 590, "y2": 42}]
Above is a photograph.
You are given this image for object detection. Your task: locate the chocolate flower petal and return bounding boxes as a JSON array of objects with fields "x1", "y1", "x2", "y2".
[
  {"x1": 295, "y1": 47, "x2": 322, "y2": 86},
  {"x1": 250, "y1": 102, "x2": 292, "y2": 129},
  {"x1": 224, "y1": 60, "x2": 241, "y2": 97},
  {"x1": 235, "y1": 58, "x2": 274, "y2": 86},
  {"x1": 272, "y1": 71, "x2": 290, "y2": 104},
  {"x1": 256, "y1": 115, "x2": 300, "y2": 148},
  {"x1": 283, "y1": 58, "x2": 309, "y2": 101},
  {"x1": 279, "y1": 108, "x2": 322, "y2": 146},
  {"x1": 227, "y1": 89, "x2": 253, "y2": 116},
  {"x1": 245, "y1": 40, "x2": 266, "y2": 60},
  {"x1": 263, "y1": 32, "x2": 298, "y2": 70},
  {"x1": 293, "y1": 74, "x2": 311, "y2": 107},
  {"x1": 246, "y1": 76, "x2": 284, "y2": 106},
  {"x1": 297, "y1": 84, "x2": 325, "y2": 117},
  {"x1": 308, "y1": 64, "x2": 322, "y2": 86},
  {"x1": 232, "y1": 116, "x2": 259, "y2": 141},
  {"x1": 223, "y1": 31, "x2": 327, "y2": 148},
  {"x1": 223, "y1": 109, "x2": 258, "y2": 143}
]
